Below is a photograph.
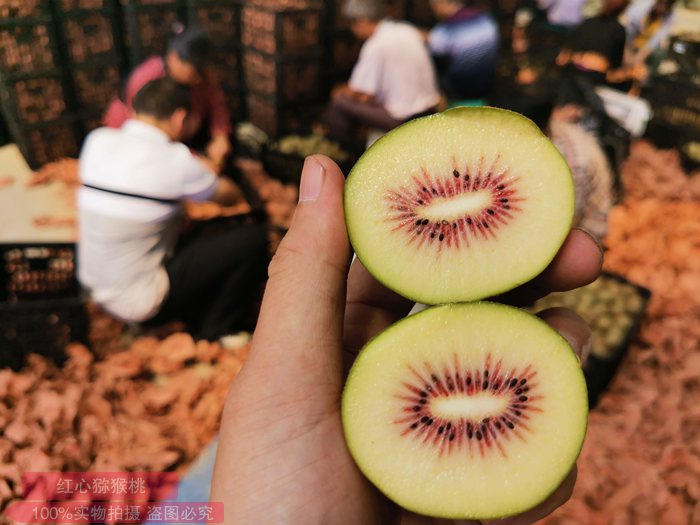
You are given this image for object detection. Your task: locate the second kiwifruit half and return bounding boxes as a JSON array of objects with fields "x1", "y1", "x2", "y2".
[{"x1": 344, "y1": 107, "x2": 574, "y2": 304}]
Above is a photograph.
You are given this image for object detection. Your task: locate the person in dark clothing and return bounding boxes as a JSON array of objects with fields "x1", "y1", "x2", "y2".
[
  {"x1": 555, "y1": 0, "x2": 629, "y2": 115},
  {"x1": 428, "y1": 0, "x2": 500, "y2": 100}
]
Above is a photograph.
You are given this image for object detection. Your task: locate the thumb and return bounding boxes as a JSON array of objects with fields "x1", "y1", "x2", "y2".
[{"x1": 247, "y1": 155, "x2": 351, "y2": 401}]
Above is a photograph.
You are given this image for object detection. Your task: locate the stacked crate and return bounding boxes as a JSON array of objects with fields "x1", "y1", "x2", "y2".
[
  {"x1": 328, "y1": 0, "x2": 361, "y2": 83},
  {"x1": 120, "y1": 0, "x2": 181, "y2": 67},
  {"x1": 186, "y1": 0, "x2": 243, "y2": 121},
  {"x1": 0, "y1": 0, "x2": 80, "y2": 167},
  {"x1": 55, "y1": 0, "x2": 126, "y2": 134},
  {"x1": 241, "y1": 0, "x2": 327, "y2": 137}
]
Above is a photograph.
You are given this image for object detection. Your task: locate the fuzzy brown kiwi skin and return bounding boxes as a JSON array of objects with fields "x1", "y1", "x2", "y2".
[
  {"x1": 343, "y1": 107, "x2": 575, "y2": 306},
  {"x1": 341, "y1": 302, "x2": 588, "y2": 520}
]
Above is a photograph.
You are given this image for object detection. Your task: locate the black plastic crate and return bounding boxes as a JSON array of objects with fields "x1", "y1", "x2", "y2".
[
  {"x1": 71, "y1": 60, "x2": 122, "y2": 114},
  {"x1": 241, "y1": 3, "x2": 324, "y2": 56},
  {"x1": 332, "y1": 30, "x2": 361, "y2": 75},
  {"x1": 0, "y1": 297, "x2": 88, "y2": 371},
  {"x1": 58, "y1": 7, "x2": 123, "y2": 65},
  {"x1": 123, "y1": 3, "x2": 181, "y2": 67},
  {"x1": 263, "y1": 139, "x2": 360, "y2": 185},
  {"x1": 186, "y1": 0, "x2": 240, "y2": 50},
  {"x1": 56, "y1": 0, "x2": 116, "y2": 12},
  {"x1": 245, "y1": 92, "x2": 324, "y2": 138},
  {"x1": 0, "y1": 72, "x2": 72, "y2": 126},
  {"x1": 5, "y1": 117, "x2": 81, "y2": 168},
  {"x1": 243, "y1": 48, "x2": 326, "y2": 103},
  {"x1": 0, "y1": 19, "x2": 61, "y2": 76},
  {"x1": 530, "y1": 272, "x2": 651, "y2": 408},
  {"x1": 644, "y1": 78, "x2": 700, "y2": 135},
  {"x1": 0, "y1": 0, "x2": 52, "y2": 19},
  {"x1": 1, "y1": 244, "x2": 79, "y2": 303}
]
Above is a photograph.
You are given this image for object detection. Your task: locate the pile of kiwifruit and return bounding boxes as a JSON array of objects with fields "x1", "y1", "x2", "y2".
[
  {"x1": 274, "y1": 134, "x2": 350, "y2": 162},
  {"x1": 531, "y1": 274, "x2": 647, "y2": 360}
]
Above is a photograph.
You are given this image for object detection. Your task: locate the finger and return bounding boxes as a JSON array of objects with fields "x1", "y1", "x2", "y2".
[
  {"x1": 481, "y1": 466, "x2": 577, "y2": 525},
  {"x1": 246, "y1": 155, "x2": 351, "y2": 402},
  {"x1": 344, "y1": 259, "x2": 414, "y2": 359},
  {"x1": 493, "y1": 228, "x2": 603, "y2": 306},
  {"x1": 537, "y1": 307, "x2": 592, "y2": 362}
]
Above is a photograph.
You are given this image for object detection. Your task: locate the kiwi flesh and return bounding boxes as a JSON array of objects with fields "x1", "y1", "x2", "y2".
[
  {"x1": 342, "y1": 302, "x2": 588, "y2": 520},
  {"x1": 344, "y1": 107, "x2": 574, "y2": 304}
]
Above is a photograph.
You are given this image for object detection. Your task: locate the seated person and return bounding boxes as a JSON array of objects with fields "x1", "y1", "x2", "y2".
[
  {"x1": 104, "y1": 28, "x2": 232, "y2": 171},
  {"x1": 428, "y1": 0, "x2": 500, "y2": 100},
  {"x1": 497, "y1": 95, "x2": 614, "y2": 242},
  {"x1": 79, "y1": 78, "x2": 268, "y2": 341},
  {"x1": 620, "y1": 0, "x2": 676, "y2": 82},
  {"x1": 556, "y1": 0, "x2": 629, "y2": 105},
  {"x1": 323, "y1": 0, "x2": 440, "y2": 142}
]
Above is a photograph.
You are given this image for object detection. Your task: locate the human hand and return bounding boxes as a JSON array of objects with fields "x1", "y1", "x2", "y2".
[
  {"x1": 211, "y1": 155, "x2": 602, "y2": 524},
  {"x1": 332, "y1": 83, "x2": 354, "y2": 101},
  {"x1": 207, "y1": 134, "x2": 232, "y2": 169}
]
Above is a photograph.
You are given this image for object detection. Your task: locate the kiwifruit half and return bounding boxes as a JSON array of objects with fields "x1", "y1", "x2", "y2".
[
  {"x1": 344, "y1": 107, "x2": 574, "y2": 304},
  {"x1": 342, "y1": 302, "x2": 588, "y2": 519}
]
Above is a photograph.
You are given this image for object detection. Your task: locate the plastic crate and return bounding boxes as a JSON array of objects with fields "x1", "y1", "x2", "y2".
[
  {"x1": 241, "y1": 4, "x2": 323, "y2": 56},
  {"x1": 211, "y1": 47, "x2": 241, "y2": 94},
  {"x1": 0, "y1": 297, "x2": 88, "y2": 371},
  {"x1": 1, "y1": 244, "x2": 79, "y2": 303},
  {"x1": 71, "y1": 61, "x2": 122, "y2": 114},
  {"x1": 243, "y1": 49, "x2": 325, "y2": 103},
  {"x1": 59, "y1": 7, "x2": 122, "y2": 65},
  {"x1": 5, "y1": 117, "x2": 81, "y2": 169},
  {"x1": 245, "y1": 92, "x2": 324, "y2": 137},
  {"x1": 80, "y1": 111, "x2": 105, "y2": 135},
  {"x1": 0, "y1": 19, "x2": 60, "y2": 76},
  {"x1": 57, "y1": 0, "x2": 115, "y2": 11},
  {"x1": 0, "y1": 0, "x2": 52, "y2": 19},
  {"x1": 332, "y1": 30, "x2": 360, "y2": 75},
  {"x1": 0, "y1": 73, "x2": 71, "y2": 126},
  {"x1": 186, "y1": 0, "x2": 240, "y2": 50},
  {"x1": 263, "y1": 140, "x2": 359, "y2": 185},
  {"x1": 123, "y1": 4, "x2": 180, "y2": 67}
]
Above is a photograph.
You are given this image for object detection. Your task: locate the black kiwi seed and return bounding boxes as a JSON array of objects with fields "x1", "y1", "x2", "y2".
[
  {"x1": 482, "y1": 417, "x2": 489, "y2": 423},
  {"x1": 432, "y1": 189, "x2": 438, "y2": 195},
  {"x1": 484, "y1": 371, "x2": 489, "y2": 378},
  {"x1": 514, "y1": 410, "x2": 522, "y2": 416},
  {"x1": 504, "y1": 205, "x2": 510, "y2": 210},
  {"x1": 515, "y1": 388, "x2": 523, "y2": 395},
  {"x1": 453, "y1": 170, "x2": 460, "y2": 178},
  {"x1": 415, "y1": 219, "x2": 422, "y2": 225},
  {"x1": 431, "y1": 374, "x2": 439, "y2": 382},
  {"x1": 466, "y1": 376, "x2": 472, "y2": 385},
  {"x1": 476, "y1": 431, "x2": 483, "y2": 441},
  {"x1": 418, "y1": 200, "x2": 424, "y2": 205},
  {"x1": 419, "y1": 390, "x2": 427, "y2": 397},
  {"x1": 493, "y1": 383, "x2": 500, "y2": 390},
  {"x1": 426, "y1": 419, "x2": 433, "y2": 426},
  {"x1": 438, "y1": 426, "x2": 444, "y2": 434},
  {"x1": 452, "y1": 222, "x2": 457, "y2": 229},
  {"x1": 413, "y1": 406, "x2": 421, "y2": 412},
  {"x1": 509, "y1": 378, "x2": 518, "y2": 387},
  {"x1": 439, "y1": 234, "x2": 445, "y2": 241},
  {"x1": 446, "y1": 422, "x2": 452, "y2": 430},
  {"x1": 500, "y1": 198, "x2": 508, "y2": 203},
  {"x1": 467, "y1": 427, "x2": 473, "y2": 439},
  {"x1": 421, "y1": 416, "x2": 429, "y2": 423},
  {"x1": 466, "y1": 217, "x2": 473, "y2": 225},
  {"x1": 506, "y1": 421, "x2": 515, "y2": 429},
  {"x1": 430, "y1": 233, "x2": 436, "y2": 239},
  {"x1": 497, "y1": 184, "x2": 505, "y2": 190},
  {"x1": 465, "y1": 174, "x2": 470, "y2": 182},
  {"x1": 487, "y1": 209, "x2": 495, "y2": 215},
  {"x1": 482, "y1": 381, "x2": 489, "y2": 389},
  {"x1": 449, "y1": 433, "x2": 455, "y2": 441},
  {"x1": 520, "y1": 379, "x2": 527, "y2": 385},
  {"x1": 422, "y1": 187, "x2": 428, "y2": 192},
  {"x1": 483, "y1": 222, "x2": 489, "y2": 229},
  {"x1": 410, "y1": 423, "x2": 418, "y2": 429},
  {"x1": 421, "y1": 218, "x2": 429, "y2": 225},
  {"x1": 519, "y1": 396, "x2": 528, "y2": 402},
  {"x1": 419, "y1": 398, "x2": 427, "y2": 404},
  {"x1": 495, "y1": 421, "x2": 502, "y2": 429}
]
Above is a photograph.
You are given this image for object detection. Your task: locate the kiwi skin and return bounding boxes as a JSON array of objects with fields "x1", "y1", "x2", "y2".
[
  {"x1": 343, "y1": 106, "x2": 575, "y2": 305},
  {"x1": 341, "y1": 302, "x2": 588, "y2": 520}
]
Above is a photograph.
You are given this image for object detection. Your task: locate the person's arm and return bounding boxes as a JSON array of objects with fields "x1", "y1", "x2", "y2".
[
  {"x1": 204, "y1": 81, "x2": 233, "y2": 169},
  {"x1": 347, "y1": 42, "x2": 383, "y2": 105}
]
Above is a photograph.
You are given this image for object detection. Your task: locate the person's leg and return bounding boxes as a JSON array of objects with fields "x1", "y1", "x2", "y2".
[
  {"x1": 332, "y1": 95, "x2": 405, "y2": 131},
  {"x1": 157, "y1": 222, "x2": 269, "y2": 338}
]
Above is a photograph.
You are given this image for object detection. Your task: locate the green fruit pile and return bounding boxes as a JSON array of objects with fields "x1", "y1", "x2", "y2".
[
  {"x1": 531, "y1": 274, "x2": 647, "y2": 359},
  {"x1": 275, "y1": 134, "x2": 350, "y2": 162}
]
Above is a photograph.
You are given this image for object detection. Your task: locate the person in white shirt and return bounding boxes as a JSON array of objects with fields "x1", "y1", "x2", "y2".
[
  {"x1": 78, "y1": 77, "x2": 268, "y2": 340},
  {"x1": 323, "y1": 0, "x2": 440, "y2": 141}
]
